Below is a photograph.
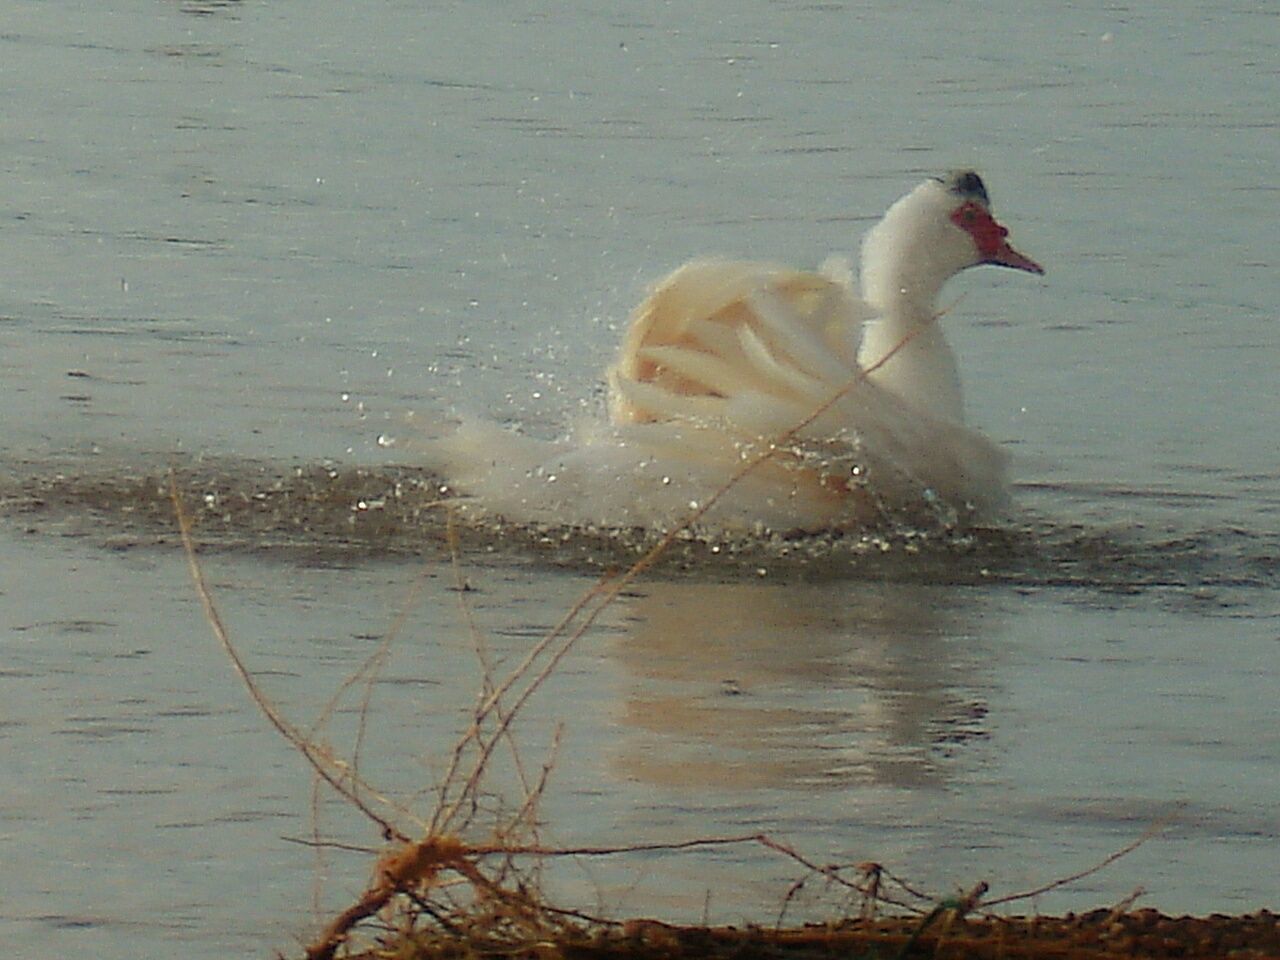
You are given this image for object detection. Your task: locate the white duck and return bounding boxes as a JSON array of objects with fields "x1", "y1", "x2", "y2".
[{"x1": 435, "y1": 171, "x2": 1043, "y2": 533}]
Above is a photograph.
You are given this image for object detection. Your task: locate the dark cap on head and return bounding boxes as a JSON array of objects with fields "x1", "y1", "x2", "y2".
[{"x1": 940, "y1": 170, "x2": 990, "y2": 205}]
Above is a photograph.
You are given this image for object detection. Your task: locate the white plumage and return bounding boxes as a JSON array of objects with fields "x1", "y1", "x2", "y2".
[{"x1": 433, "y1": 171, "x2": 1043, "y2": 533}]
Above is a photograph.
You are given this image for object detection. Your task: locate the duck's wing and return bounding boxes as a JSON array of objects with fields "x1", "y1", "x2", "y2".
[
  {"x1": 607, "y1": 258, "x2": 872, "y2": 425},
  {"x1": 606, "y1": 257, "x2": 1009, "y2": 521}
]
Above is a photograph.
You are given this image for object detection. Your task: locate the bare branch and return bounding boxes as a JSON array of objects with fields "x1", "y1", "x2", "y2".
[
  {"x1": 169, "y1": 471, "x2": 409, "y2": 843},
  {"x1": 984, "y1": 808, "x2": 1179, "y2": 908}
]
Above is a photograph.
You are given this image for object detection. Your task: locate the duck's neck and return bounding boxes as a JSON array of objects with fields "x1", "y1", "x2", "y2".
[{"x1": 858, "y1": 241, "x2": 965, "y2": 424}]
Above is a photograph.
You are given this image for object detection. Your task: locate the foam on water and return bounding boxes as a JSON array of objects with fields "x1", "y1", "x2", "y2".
[{"x1": 4, "y1": 458, "x2": 1276, "y2": 595}]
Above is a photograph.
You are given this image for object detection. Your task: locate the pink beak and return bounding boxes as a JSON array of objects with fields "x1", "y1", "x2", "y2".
[{"x1": 985, "y1": 240, "x2": 1044, "y2": 275}]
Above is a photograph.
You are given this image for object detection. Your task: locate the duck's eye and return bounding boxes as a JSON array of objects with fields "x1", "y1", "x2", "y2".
[{"x1": 950, "y1": 202, "x2": 987, "y2": 234}]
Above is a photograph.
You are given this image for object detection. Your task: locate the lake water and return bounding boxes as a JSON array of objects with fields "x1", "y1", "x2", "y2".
[{"x1": 1, "y1": 1, "x2": 1276, "y2": 957}]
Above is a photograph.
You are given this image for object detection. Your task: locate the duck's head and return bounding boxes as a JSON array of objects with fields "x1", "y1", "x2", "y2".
[{"x1": 861, "y1": 170, "x2": 1043, "y2": 312}]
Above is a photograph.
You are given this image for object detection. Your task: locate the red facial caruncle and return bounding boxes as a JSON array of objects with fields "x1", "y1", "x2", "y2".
[{"x1": 950, "y1": 200, "x2": 1044, "y2": 275}]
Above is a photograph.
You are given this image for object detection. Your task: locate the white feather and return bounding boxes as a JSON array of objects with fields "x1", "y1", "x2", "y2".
[
  {"x1": 743, "y1": 286, "x2": 853, "y2": 387},
  {"x1": 735, "y1": 322, "x2": 827, "y2": 405}
]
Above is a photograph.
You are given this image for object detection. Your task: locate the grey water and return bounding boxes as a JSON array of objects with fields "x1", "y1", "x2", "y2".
[{"x1": 1, "y1": 1, "x2": 1277, "y2": 957}]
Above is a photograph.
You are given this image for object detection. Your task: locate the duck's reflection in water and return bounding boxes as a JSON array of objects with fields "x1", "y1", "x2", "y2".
[{"x1": 609, "y1": 577, "x2": 1000, "y2": 792}]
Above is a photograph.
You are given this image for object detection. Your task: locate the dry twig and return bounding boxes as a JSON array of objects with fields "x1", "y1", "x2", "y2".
[
  {"x1": 983, "y1": 808, "x2": 1179, "y2": 908},
  {"x1": 169, "y1": 471, "x2": 408, "y2": 844}
]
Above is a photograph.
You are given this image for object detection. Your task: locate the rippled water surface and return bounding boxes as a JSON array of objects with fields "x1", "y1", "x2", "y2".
[{"x1": 1, "y1": 2, "x2": 1276, "y2": 958}]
